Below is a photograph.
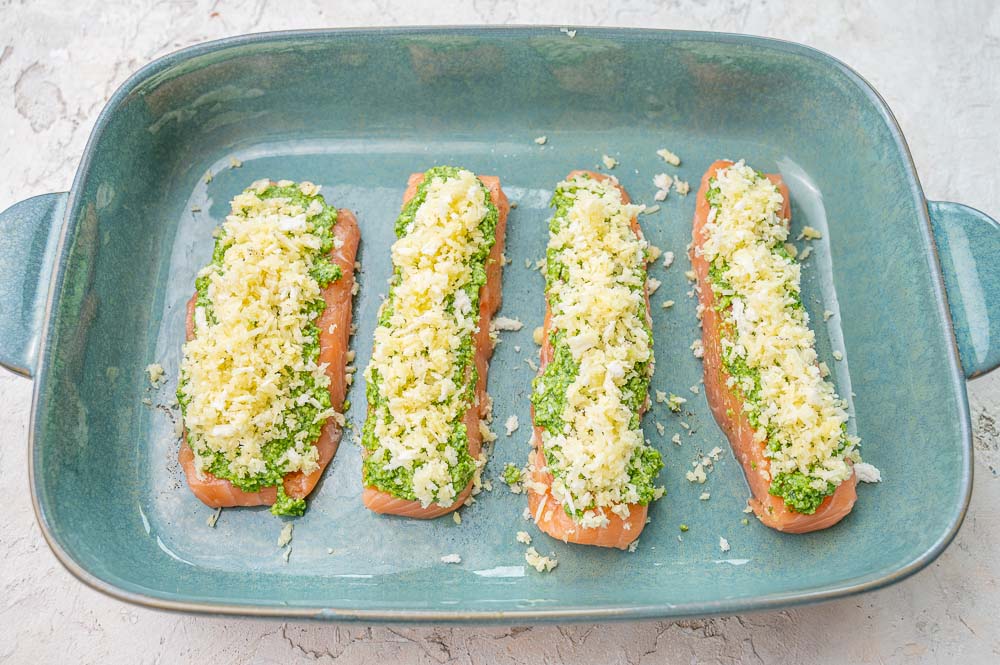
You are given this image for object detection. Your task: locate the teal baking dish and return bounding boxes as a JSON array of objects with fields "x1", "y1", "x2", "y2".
[{"x1": 1, "y1": 27, "x2": 998, "y2": 622}]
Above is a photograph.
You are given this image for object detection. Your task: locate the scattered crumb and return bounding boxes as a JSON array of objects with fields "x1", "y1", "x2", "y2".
[
  {"x1": 493, "y1": 316, "x2": 524, "y2": 332},
  {"x1": 684, "y1": 270, "x2": 696, "y2": 282},
  {"x1": 798, "y1": 226, "x2": 823, "y2": 240},
  {"x1": 689, "y1": 385, "x2": 700, "y2": 394},
  {"x1": 601, "y1": 154, "x2": 618, "y2": 169},
  {"x1": 719, "y1": 537, "x2": 731, "y2": 553},
  {"x1": 656, "y1": 148, "x2": 681, "y2": 166},
  {"x1": 524, "y1": 258, "x2": 533, "y2": 269},
  {"x1": 854, "y1": 462, "x2": 882, "y2": 483},
  {"x1": 277, "y1": 523, "x2": 294, "y2": 548},
  {"x1": 533, "y1": 326, "x2": 545, "y2": 345},
  {"x1": 510, "y1": 201, "x2": 518, "y2": 209},
  {"x1": 653, "y1": 173, "x2": 673, "y2": 191},
  {"x1": 559, "y1": 27, "x2": 577, "y2": 38},
  {"x1": 627, "y1": 540, "x2": 639, "y2": 553},
  {"x1": 524, "y1": 358, "x2": 539, "y2": 372},
  {"x1": 206, "y1": 508, "x2": 221, "y2": 528},
  {"x1": 823, "y1": 310, "x2": 835, "y2": 321},
  {"x1": 673, "y1": 179, "x2": 690, "y2": 196},
  {"x1": 819, "y1": 361, "x2": 831, "y2": 378},
  {"x1": 662, "y1": 300, "x2": 675, "y2": 309},
  {"x1": 655, "y1": 421, "x2": 665, "y2": 436},
  {"x1": 534, "y1": 135, "x2": 548, "y2": 145},
  {"x1": 516, "y1": 531, "x2": 532, "y2": 545},
  {"x1": 327, "y1": 547, "x2": 335, "y2": 555},
  {"x1": 690, "y1": 340, "x2": 704, "y2": 359},
  {"x1": 145, "y1": 363, "x2": 165, "y2": 387},
  {"x1": 784, "y1": 243, "x2": 799, "y2": 259},
  {"x1": 680, "y1": 421, "x2": 690, "y2": 430},
  {"x1": 833, "y1": 350, "x2": 844, "y2": 361},
  {"x1": 441, "y1": 553, "x2": 462, "y2": 564},
  {"x1": 514, "y1": 345, "x2": 521, "y2": 353},
  {"x1": 686, "y1": 464, "x2": 707, "y2": 483},
  {"x1": 505, "y1": 415, "x2": 520, "y2": 436},
  {"x1": 453, "y1": 512, "x2": 462, "y2": 525},
  {"x1": 522, "y1": 506, "x2": 532, "y2": 520},
  {"x1": 643, "y1": 205, "x2": 661, "y2": 215},
  {"x1": 229, "y1": 157, "x2": 242, "y2": 169},
  {"x1": 708, "y1": 447, "x2": 723, "y2": 461},
  {"x1": 667, "y1": 393, "x2": 687, "y2": 412},
  {"x1": 525, "y1": 547, "x2": 558, "y2": 572},
  {"x1": 647, "y1": 277, "x2": 662, "y2": 295},
  {"x1": 799, "y1": 246, "x2": 813, "y2": 261},
  {"x1": 655, "y1": 390, "x2": 668, "y2": 404},
  {"x1": 647, "y1": 244, "x2": 662, "y2": 262},
  {"x1": 663, "y1": 251, "x2": 675, "y2": 269},
  {"x1": 699, "y1": 492, "x2": 711, "y2": 501},
  {"x1": 654, "y1": 189, "x2": 668, "y2": 202},
  {"x1": 743, "y1": 503, "x2": 754, "y2": 514},
  {"x1": 141, "y1": 397, "x2": 152, "y2": 406},
  {"x1": 672, "y1": 433, "x2": 682, "y2": 445}
]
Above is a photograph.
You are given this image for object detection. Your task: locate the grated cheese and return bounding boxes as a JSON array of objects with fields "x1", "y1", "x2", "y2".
[
  {"x1": 525, "y1": 547, "x2": 558, "y2": 572},
  {"x1": 656, "y1": 148, "x2": 681, "y2": 166},
  {"x1": 516, "y1": 531, "x2": 532, "y2": 545},
  {"x1": 493, "y1": 316, "x2": 524, "y2": 331}
]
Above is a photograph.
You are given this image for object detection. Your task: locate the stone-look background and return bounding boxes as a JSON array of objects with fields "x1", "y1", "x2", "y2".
[{"x1": 2, "y1": 1, "x2": 998, "y2": 663}]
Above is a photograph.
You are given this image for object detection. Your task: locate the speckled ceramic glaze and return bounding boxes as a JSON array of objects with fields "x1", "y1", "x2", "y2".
[{"x1": 0, "y1": 28, "x2": 996, "y2": 622}]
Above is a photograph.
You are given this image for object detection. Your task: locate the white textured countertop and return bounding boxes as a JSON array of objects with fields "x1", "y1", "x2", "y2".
[{"x1": 2, "y1": 2, "x2": 999, "y2": 663}]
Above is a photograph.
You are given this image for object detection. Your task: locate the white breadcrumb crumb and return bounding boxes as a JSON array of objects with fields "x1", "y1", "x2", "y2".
[
  {"x1": 690, "y1": 339, "x2": 704, "y2": 358},
  {"x1": 719, "y1": 537, "x2": 731, "y2": 552},
  {"x1": 145, "y1": 363, "x2": 165, "y2": 387},
  {"x1": 686, "y1": 464, "x2": 707, "y2": 483},
  {"x1": 854, "y1": 462, "x2": 882, "y2": 483},
  {"x1": 522, "y1": 506, "x2": 532, "y2": 520},
  {"x1": 653, "y1": 173, "x2": 673, "y2": 191},
  {"x1": 819, "y1": 362, "x2": 831, "y2": 378},
  {"x1": 533, "y1": 326, "x2": 545, "y2": 345},
  {"x1": 327, "y1": 547, "x2": 335, "y2": 555},
  {"x1": 643, "y1": 205, "x2": 661, "y2": 215},
  {"x1": 277, "y1": 523, "x2": 294, "y2": 548},
  {"x1": 655, "y1": 390, "x2": 668, "y2": 404},
  {"x1": 440, "y1": 553, "x2": 462, "y2": 564},
  {"x1": 709, "y1": 447, "x2": 723, "y2": 460},
  {"x1": 229, "y1": 157, "x2": 242, "y2": 168},
  {"x1": 799, "y1": 246, "x2": 813, "y2": 261},
  {"x1": 672, "y1": 433, "x2": 682, "y2": 445},
  {"x1": 601, "y1": 154, "x2": 618, "y2": 169},
  {"x1": 559, "y1": 27, "x2": 577, "y2": 38},
  {"x1": 206, "y1": 508, "x2": 221, "y2": 528},
  {"x1": 516, "y1": 531, "x2": 532, "y2": 545},
  {"x1": 833, "y1": 350, "x2": 844, "y2": 361},
  {"x1": 673, "y1": 179, "x2": 690, "y2": 196},
  {"x1": 662, "y1": 300, "x2": 675, "y2": 309},
  {"x1": 628, "y1": 540, "x2": 639, "y2": 553},
  {"x1": 524, "y1": 258, "x2": 533, "y2": 269},
  {"x1": 525, "y1": 547, "x2": 558, "y2": 572},
  {"x1": 744, "y1": 503, "x2": 754, "y2": 513},
  {"x1": 514, "y1": 345, "x2": 521, "y2": 353},
  {"x1": 493, "y1": 316, "x2": 524, "y2": 331},
  {"x1": 534, "y1": 135, "x2": 548, "y2": 145},
  {"x1": 647, "y1": 278, "x2": 662, "y2": 295},
  {"x1": 647, "y1": 245, "x2": 662, "y2": 262},
  {"x1": 141, "y1": 397, "x2": 152, "y2": 406},
  {"x1": 505, "y1": 415, "x2": 520, "y2": 436},
  {"x1": 663, "y1": 251, "x2": 675, "y2": 269},
  {"x1": 453, "y1": 512, "x2": 462, "y2": 525},
  {"x1": 689, "y1": 385, "x2": 700, "y2": 394},
  {"x1": 654, "y1": 189, "x2": 668, "y2": 202},
  {"x1": 684, "y1": 270, "x2": 696, "y2": 282},
  {"x1": 823, "y1": 310, "x2": 835, "y2": 321},
  {"x1": 798, "y1": 226, "x2": 823, "y2": 240},
  {"x1": 655, "y1": 421, "x2": 665, "y2": 435},
  {"x1": 699, "y1": 492, "x2": 711, "y2": 501},
  {"x1": 667, "y1": 394, "x2": 687, "y2": 412},
  {"x1": 657, "y1": 148, "x2": 681, "y2": 166}
]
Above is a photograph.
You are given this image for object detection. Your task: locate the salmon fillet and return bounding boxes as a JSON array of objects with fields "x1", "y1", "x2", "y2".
[
  {"x1": 179, "y1": 206, "x2": 360, "y2": 509},
  {"x1": 527, "y1": 170, "x2": 652, "y2": 550},
  {"x1": 362, "y1": 172, "x2": 509, "y2": 518},
  {"x1": 692, "y1": 159, "x2": 857, "y2": 533}
]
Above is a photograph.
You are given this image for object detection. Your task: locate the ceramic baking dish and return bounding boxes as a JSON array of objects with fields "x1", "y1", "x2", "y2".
[{"x1": 1, "y1": 27, "x2": 997, "y2": 622}]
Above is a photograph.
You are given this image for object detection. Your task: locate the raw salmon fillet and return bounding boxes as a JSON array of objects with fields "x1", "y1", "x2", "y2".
[
  {"x1": 362, "y1": 173, "x2": 509, "y2": 518},
  {"x1": 692, "y1": 159, "x2": 857, "y2": 533},
  {"x1": 527, "y1": 170, "x2": 652, "y2": 550},
  {"x1": 179, "y1": 206, "x2": 360, "y2": 509}
]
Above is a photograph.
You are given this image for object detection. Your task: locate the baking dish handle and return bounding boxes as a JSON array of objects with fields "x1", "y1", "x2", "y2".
[
  {"x1": 928, "y1": 200, "x2": 1000, "y2": 379},
  {"x1": 0, "y1": 192, "x2": 67, "y2": 378}
]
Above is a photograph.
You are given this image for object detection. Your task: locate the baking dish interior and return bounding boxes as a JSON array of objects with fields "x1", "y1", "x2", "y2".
[{"x1": 31, "y1": 28, "x2": 968, "y2": 618}]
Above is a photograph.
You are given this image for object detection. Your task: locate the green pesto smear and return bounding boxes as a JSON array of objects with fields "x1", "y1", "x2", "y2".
[
  {"x1": 177, "y1": 181, "x2": 341, "y2": 517},
  {"x1": 530, "y1": 174, "x2": 663, "y2": 518},
  {"x1": 705, "y1": 173, "x2": 848, "y2": 515},
  {"x1": 362, "y1": 166, "x2": 498, "y2": 502}
]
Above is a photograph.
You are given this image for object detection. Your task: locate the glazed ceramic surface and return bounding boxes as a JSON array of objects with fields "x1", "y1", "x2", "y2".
[{"x1": 1, "y1": 28, "x2": 997, "y2": 621}]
